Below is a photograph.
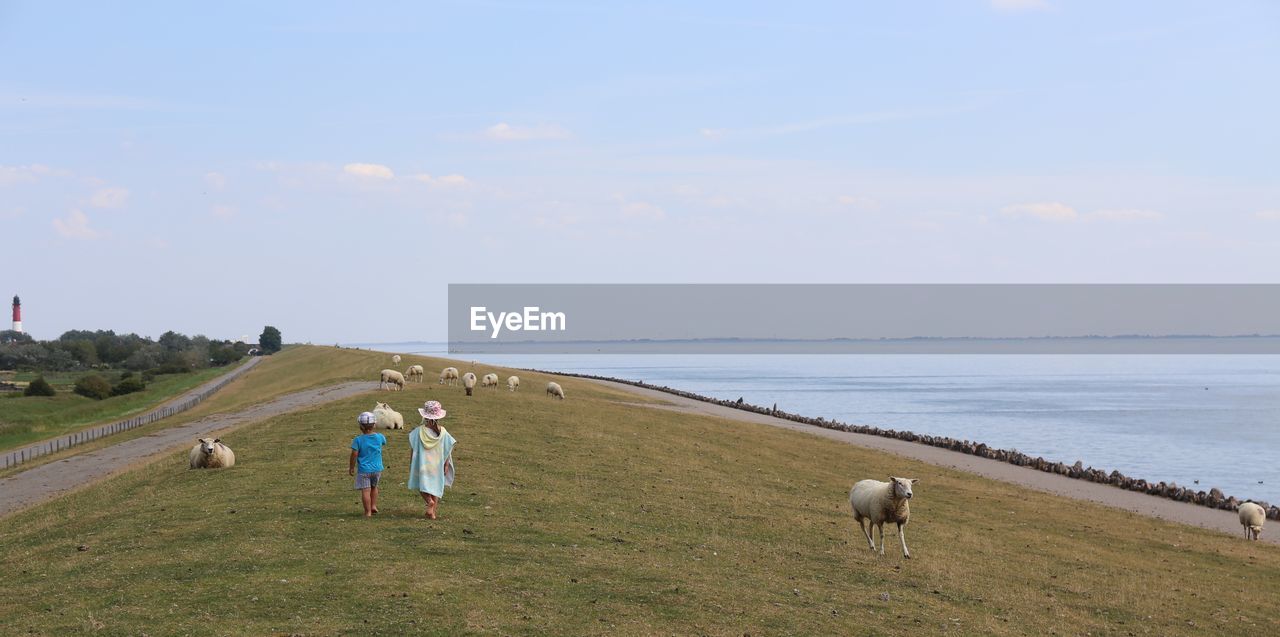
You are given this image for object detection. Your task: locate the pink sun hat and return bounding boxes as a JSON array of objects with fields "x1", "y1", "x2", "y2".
[{"x1": 418, "y1": 400, "x2": 447, "y2": 420}]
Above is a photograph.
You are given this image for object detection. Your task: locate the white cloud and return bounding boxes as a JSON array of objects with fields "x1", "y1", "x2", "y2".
[
  {"x1": 1255, "y1": 210, "x2": 1280, "y2": 221},
  {"x1": 699, "y1": 128, "x2": 726, "y2": 139},
  {"x1": 408, "y1": 173, "x2": 470, "y2": 187},
  {"x1": 990, "y1": 0, "x2": 1050, "y2": 11},
  {"x1": 204, "y1": 172, "x2": 227, "y2": 189},
  {"x1": 211, "y1": 204, "x2": 237, "y2": 219},
  {"x1": 0, "y1": 164, "x2": 55, "y2": 187},
  {"x1": 343, "y1": 163, "x2": 395, "y2": 179},
  {"x1": 836, "y1": 195, "x2": 879, "y2": 210},
  {"x1": 1001, "y1": 202, "x2": 1078, "y2": 222},
  {"x1": 1003, "y1": 202, "x2": 1163, "y2": 223},
  {"x1": 1089, "y1": 208, "x2": 1162, "y2": 222},
  {"x1": 484, "y1": 122, "x2": 571, "y2": 141},
  {"x1": 90, "y1": 187, "x2": 130, "y2": 209},
  {"x1": 621, "y1": 200, "x2": 666, "y2": 221},
  {"x1": 52, "y1": 209, "x2": 99, "y2": 239}
]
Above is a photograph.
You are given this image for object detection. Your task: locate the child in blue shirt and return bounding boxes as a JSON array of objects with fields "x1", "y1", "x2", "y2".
[{"x1": 349, "y1": 412, "x2": 387, "y2": 517}]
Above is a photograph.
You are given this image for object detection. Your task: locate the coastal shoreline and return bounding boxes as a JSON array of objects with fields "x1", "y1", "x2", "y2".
[{"x1": 549, "y1": 371, "x2": 1279, "y2": 541}]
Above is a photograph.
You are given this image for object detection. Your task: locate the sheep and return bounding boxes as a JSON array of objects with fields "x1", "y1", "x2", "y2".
[
  {"x1": 507, "y1": 375, "x2": 520, "y2": 392},
  {"x1": 405, "y1": 364, "x2": 424, "y2": 383},
  {"x1": 379, "y1": 369, "x2": 405, "y2": 391},
  {"x1": 546, "y1": 381, "x2": 565, "y2": 399},
  {"x1": 392, "y1": 354, "x2": 402, "y2": 365},
  {"x1": 373, "y1": 401, "x2": 404, "y2": 430},
  {"x1": 189, "y1": 438, "x2": 235, "y2": 469},
  {"x1": 439, "y1": 367, "x2": 459, "y2": 385},
  {"x1": 462, "y1": 372, "x2": 477, "y2": 396},
  {"x1": 1240, "y1": 501, "x2": 1266, "y2": 541},
  {"x1": 481, "y1": 373, "x2": 500, "y2": 389},
  {"x1": 849, "y1": 476, "x2": 917, "y2": 559}
]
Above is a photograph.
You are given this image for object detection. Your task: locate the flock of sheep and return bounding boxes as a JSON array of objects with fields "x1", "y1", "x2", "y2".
[{"x1": 187, "y1": 353, "x2": 1268, "y2": 553}]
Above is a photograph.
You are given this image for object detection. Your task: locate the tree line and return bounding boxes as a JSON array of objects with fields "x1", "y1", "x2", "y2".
[{"x1": 0, "y1": 326, "x2": 282, "y2": 372}]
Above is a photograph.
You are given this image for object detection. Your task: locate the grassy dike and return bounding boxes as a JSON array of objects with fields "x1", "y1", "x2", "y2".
[{"x1": 0, "y1": 346, "x2": 1277, "y2": 635}]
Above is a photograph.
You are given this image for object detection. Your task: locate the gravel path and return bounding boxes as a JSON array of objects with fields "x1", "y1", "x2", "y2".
[
  {"x1": 592, "y1": 378, "x2": 1275, "y2": 544},
  {"x1": 0, "y1": 380, "x2": 377, "y2": 518}
]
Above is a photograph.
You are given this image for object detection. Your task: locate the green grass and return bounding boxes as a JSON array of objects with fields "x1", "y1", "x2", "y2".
[
  {"x1": 0, "y1": 346, "x2": 1277, "y2": 635},
  {"x1": 0, "y1": 365, "x2": 241, "y2": 451}
]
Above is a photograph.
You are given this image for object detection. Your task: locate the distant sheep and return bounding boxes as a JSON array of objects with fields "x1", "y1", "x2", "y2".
[
  {"x1": 1240, "y1": 501, "x2": 1266, "y2": 541},
  {"x1": 481, "y1": 373, "x2": 499, "y2": 389},
  {"x1": 439, "y1": 367, "x2": 459, "y2": 385},
  {"x1": 507, "y1": 375, "x2": 520, "y2": 392},
  {"x1": 405, "y1": 364, "x2": 424, "y2": 383},
  {"x1": 546, "y1": 381, "x2": 565, "y2": 399},
  {"x1": 849, "y1": 476, "x2": 917, "y2": 559},
  {"x1": 189, "y1": 438, "x2": 235, "y2": 469},
  {"x1": 462, "y1": 372, "x2": 477, "y2": 396},
  {"x1": 380, "y1": 369, "x2": 405, "y2": 391},
  {"x1": 392, "y1": 354, "x2": 402, "y2": 365},
  {"x1": 373, "y1": 402, "x2": 404, "y2": 430}
]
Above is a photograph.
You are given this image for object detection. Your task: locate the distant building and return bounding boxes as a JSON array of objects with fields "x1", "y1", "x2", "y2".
[{"x1": 11, "y1": 295, "x2": 21, "y2": 334}]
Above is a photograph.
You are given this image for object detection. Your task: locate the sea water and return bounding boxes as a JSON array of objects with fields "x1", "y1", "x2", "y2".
[{"x1": 355, "y1": 343, "x2": 1280, "y2": 504}]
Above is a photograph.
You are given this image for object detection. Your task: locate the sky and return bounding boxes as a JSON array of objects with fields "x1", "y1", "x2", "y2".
[{"x1": 2, "y1": 1, "x2": 1278, "y2": 343}]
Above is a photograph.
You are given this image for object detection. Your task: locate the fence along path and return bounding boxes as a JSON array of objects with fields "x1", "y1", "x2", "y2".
[{"x1": 1, "y1": 357, "x2": 262, "y2": 470}]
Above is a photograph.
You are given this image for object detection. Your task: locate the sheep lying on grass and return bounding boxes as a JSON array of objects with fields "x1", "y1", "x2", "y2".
[
  {"x1": 849, "y1": 476, "x2": 917, "y2": 559},
  {"x1": 439, "y1": 367, "x2": 459, "y2": 385},
  {"x1": 462, "y1": 372, "x2": 477, "y2": 396},
  {"x1": 373, "y1": 402, "x2": 404, "y2": 430},
  {"x1": 546, "y1": 381, "x2": 565, "y2": 399},
  {"x1": 1240, "y1": 501, "x2": 1266, "y2": 541},
  {"x1": 507, "y1": 375, "x2": 520, "y2": 392},
  {"x1": 392, "y1": 354, "x2": 402, "y2": 365},
  {"x1": 481, "y1": 373, "x2": 499, "y2": 389},
  {"x1": 406, "y1": 365, "x2": 424, "y2": 383},
  {"x1": 380, "y1": 369, "x2": 405, "y2": 391},
  {"x1": 189, "y1": 438, "x2": 235, "y2": 469}
]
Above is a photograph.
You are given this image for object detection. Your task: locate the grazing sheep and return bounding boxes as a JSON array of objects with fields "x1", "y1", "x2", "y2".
[
  {"x1": 405, "y1": 364, "x2": 425, "y2": 383},
  {"x1": 462, "y1": 372, "x2": 477, "y2": 396},
  {"x1": 439, "y1": 367, "x2": 459, "y2": 385},
  {"x1": 1240, "y1": 501, "x2": 1266, "y2": 541},
  {"x1": 189, "y1": 438, "x2": 235, "y2": 469},
  {"x1": 380, "y1": 369, "x2": 405, "y2": 391},
  {"x1": 849, "y1": 476, "x2": 917, "y2": 559},
  {"x1": 392, "y1": 354, "x2": 402, "y2": 365},
  {"x1": 546, "y1": 381, "x2": 565, "y2": 399},
  {"x1": 373, "y1": 402, "x2": 404, "y2": 430},
  {"x1": 507, "y1": 375, "x2": 520, "y2": 392},
  {"x1": 481, "y1": 373, "x2": 500, "y2": 389}
]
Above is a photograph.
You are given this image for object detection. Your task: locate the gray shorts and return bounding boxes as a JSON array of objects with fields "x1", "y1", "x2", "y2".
[{"x1": 354, "y1": 471, "x2": 381, "y2": 490}]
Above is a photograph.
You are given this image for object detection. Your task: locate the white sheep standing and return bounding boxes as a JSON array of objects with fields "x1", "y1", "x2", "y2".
[
  {"x1": 1239, "y1": 501, "x2": 1266, "y2": 541},
  {"x1": 392, "y1": 354, "x2": 402, "y2": 365},
  {"x1": 849, "y1": 476, "x2": 917, "y2": 559},
  {"x1": 373, "y1": 402, "x2": 404, "y2": 430},
  {"x1": 546, "y1": 381, "x2": 565, "y2": 399},
  {"x1": 380, "y1": 369, "x2": 405, "y2": 391},
  {"x1": 405, "y1": 364, "x2": 424, "y2": 383},
  {"x1": 189, "y1": 438, "x2": 236, "y2": 469},
  {"x1": 439, "y1": 367, "x2": 459, "y2": 385},
  {"x1": 462, "y1": 372, "x2": 477, "y2": 396},
  {"x1": 507, "y1": 375, "x2": 520, "y2": 392},
  {"x1": 481, "y1": 373, "x2": 500, "y2": 389}
]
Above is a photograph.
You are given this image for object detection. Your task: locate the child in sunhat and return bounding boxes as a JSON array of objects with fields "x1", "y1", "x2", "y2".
[
  {"x1": 349, "y1": 411, "x2": 387, "y2": 517},
  {"x1": 407, "y1": 400, "x2": 456, "y2": 520}
]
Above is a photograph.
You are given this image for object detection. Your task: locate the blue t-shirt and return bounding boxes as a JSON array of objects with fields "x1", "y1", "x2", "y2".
[{"x1": 351, "y1": 432, "x2": 386, "y2": 473}]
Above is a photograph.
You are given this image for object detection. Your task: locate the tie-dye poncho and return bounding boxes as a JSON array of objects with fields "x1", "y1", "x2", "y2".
[{"x1": 407, "y1": 424, "x2": 456, "y2": 497}]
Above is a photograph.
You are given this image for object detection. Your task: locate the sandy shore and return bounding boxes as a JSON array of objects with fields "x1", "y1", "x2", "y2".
[
  {"x1": 590, "y1": 378, "x2": 1275, "y2": 545},
  {"x1": 0, "y1": 380, "x2": 377, "y2": 518}
]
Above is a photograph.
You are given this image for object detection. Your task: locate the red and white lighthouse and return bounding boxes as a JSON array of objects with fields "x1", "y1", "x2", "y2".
[{"x1": 11, "y1": 295, "x2": 21, "y2": 333}]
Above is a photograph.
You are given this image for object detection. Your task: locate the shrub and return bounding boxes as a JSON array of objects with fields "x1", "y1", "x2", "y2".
[
  {"x1": 141, "y1": 370, "x2": 157, "y2": 382},
  {"x1": 73, "y1": 374, "x2": 112, "y2": 400},
  {"x1": 111, "y1": 376, "x2": 146, "y2": 397},
  {"x1": 24, "y1": 376, "x2": 56, "y2": 397},
  {"x1": 119, "y1": 370, "x2": 134, "y2": 380}
]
